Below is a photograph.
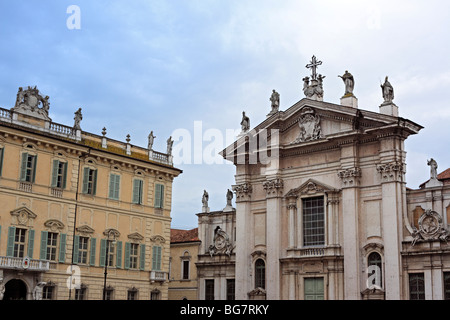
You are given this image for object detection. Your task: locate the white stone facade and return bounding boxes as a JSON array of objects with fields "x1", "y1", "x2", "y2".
[{"x1": 217, "y1": 89, "x2": 450, "y2": 299}]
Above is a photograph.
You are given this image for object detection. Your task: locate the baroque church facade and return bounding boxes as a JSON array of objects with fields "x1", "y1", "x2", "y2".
[{"x1": 194, "y1": 57, "x2": 450, "y2": 300}]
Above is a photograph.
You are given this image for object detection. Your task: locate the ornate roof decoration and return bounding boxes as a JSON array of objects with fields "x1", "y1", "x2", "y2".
[{"x1": 13, "y1": 86, "x2": 51, "y2": 121}]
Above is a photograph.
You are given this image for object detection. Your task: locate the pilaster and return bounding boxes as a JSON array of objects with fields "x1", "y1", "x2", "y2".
[
  {"x1": 262, "y1": 178, "x2": 283, "y2": 300},
  {"x1": 232, "y1": 182, "x2": 253, "y2": 300}
]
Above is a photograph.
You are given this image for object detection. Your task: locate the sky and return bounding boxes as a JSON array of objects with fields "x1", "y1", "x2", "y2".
[{"x1": 1, "y1": 1, "x2": 449, "y2": 229}]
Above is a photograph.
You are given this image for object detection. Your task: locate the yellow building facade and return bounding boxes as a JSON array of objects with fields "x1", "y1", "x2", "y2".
[
  {"x1": 168, "y1": 228, "x2": 200, "y2": 300},
  {"x1": 0, "y1": 86, "x2": 181, "y2": 300}
]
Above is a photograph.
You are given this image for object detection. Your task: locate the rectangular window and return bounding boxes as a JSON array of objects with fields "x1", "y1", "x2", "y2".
[
  {"x1": 75, "y1": 288, "x2": 86, "y2": 300},
  {"x1": 78, "y1": 236, "x2": 89, "y2": 264},
  {"x1": 444, "y1": 272, "x2": 450, "y2": 300},
  {"x1": 14, "y1": 228, "x2": 27, "y2": 258},
  {"x1": 302, "y1": 196, "x2": 325, "y2": 246},
  {"x1": 107, "y1": 240, "x2": 115, "y2": 267},
  {"x1": 108, "y1": 173, "x2": 120, "y2": 200},
  {"x1": 20, "y1": 153, "x2": 37, "y2": 183},
  {"x1": 46, "y1": 232, "x2": 58, "y2": 261},
  {"x1": 129, "y1": 243, "x2": 139, "y2": 269},
  {"x1": 127, "y1": 290, "x2": 137, "y2": 300},
  {"x1": 43, "y1": 285, "x2": 54, "y2": 300},
  {"x1": 205, "y1": 279, "x2": 215, "y2": 300},
  {"x1": 82, "y1": 167, "x2": 97, "y2": 195},
  {"x1": 132, "y1": 179, "x2": 144, "y2": 204},
  {"x1": 182, "y1": 260, "x2": 190, "y2": 280},
  {"x1": 51, "y1": 160, "x2": 67, "y2": 189},
  {"x1": 154, "y1": 183, "x2": 164, "y2": 208},
  {"x1": 304, "y1": 277, "x2": 324, "y2": 300},
  {"x1": 409, "y1": 273, "x2": 425, "y2": 300},
  {"x1": 227, "y1": 279, "x2": 235, "y2": 300}
]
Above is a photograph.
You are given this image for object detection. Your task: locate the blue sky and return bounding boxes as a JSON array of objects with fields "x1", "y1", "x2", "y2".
[{"x1": 1, "y1": 1, "x2": 450, "y2": 229}]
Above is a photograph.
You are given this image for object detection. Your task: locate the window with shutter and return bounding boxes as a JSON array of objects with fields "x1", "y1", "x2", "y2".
[
  {"x1": 82, "y1": 167, "x2": 97, "y2": 195},
  {"x1": 20, "y1": 153, "x2": 37, "y2": 183},
  {"x1": 52, "y1": 160, "x2": 68, "y2": 189}
]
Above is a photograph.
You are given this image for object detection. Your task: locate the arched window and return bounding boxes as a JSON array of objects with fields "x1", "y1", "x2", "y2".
[
  {"x1": 255, "y1": 259, "x2": 265, "y2": 289},
  {"x1": 367, "y1": 252, "x2": 383, "y2": 288}
]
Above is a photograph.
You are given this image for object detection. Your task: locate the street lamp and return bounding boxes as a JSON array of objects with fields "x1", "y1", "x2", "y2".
[{"x1": 103, "y1": 229, "x2": 117, "y2": 300}]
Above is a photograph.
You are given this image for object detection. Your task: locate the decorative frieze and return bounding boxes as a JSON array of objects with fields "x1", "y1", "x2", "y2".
[
  {"x1": 337, "y1": 167, "x2": 361, "y2": 187},
  {"x1": 262, "y1": 178, "x2": 284, "y2": 197},
  {"x1": 376, "y1": 161, "x2": 405, "y2": 182},
  {"x1": 232, "y1": 182, "x2": 252, "y2": 201}
]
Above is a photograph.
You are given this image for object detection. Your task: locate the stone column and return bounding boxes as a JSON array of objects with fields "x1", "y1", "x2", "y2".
[
  {"x1": 376, "y1": 159, "x2": 405, "y2": 300},
  {"x1": 232, "y1": 183, "x2": 252, "y2": 300},
  {"x1": 263, "y1": 178, "x2": 283, "y2": 300},
  {"x1": 338, "y1": 166, "x2": 361, "y2": 300},
  {"x1": 338, "y1": 141, "x2": 361, "y2": 300}
]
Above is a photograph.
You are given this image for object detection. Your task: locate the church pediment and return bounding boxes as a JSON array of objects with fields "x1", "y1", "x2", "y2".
[{"x1": 285, "y1": 178, "x2": 339, "y2": 198}]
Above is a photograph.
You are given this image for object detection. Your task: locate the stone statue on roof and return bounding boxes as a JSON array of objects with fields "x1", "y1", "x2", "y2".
[
  {"x1": 240, "y1": 111, "x2": 250, "y2": 132},
  {"x1": 73, "y1": 108, "x2": 82, "y2": 130},
  {"x1": 381, "y1": 76, "x2": 394, "y2": 103},
  {"x1": 339, "y1": 70, "x2": 355, "y2": 96},
  {"x1": 269, "y1": 89, "x2": 280, "y2": 114}
]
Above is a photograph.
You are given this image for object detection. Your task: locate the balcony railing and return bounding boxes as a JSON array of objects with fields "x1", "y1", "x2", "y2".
[
  {"x1": 0, "y1": 256, "x2": 51, "y2": 272},
  {"x1": 150, "y1": 270, "x2": 167, "y2": 283}
]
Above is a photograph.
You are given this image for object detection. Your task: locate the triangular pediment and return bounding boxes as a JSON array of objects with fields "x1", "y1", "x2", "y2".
[
  {"x1": 285, "y1": 178, "x2": 339, "y2": 198},
  {"x1": 10, "y1": 206, "x2": 37, "y2": 226}
]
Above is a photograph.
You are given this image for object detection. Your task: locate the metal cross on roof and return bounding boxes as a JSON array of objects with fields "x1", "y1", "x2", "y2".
[{"x1": 306, "y1": 55, "x2": 322, "y2": 80}]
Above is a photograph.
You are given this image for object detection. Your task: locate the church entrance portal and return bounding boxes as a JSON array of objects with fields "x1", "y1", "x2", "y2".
[{"x1": 4, "y1": 279, "x2": 27, "y2": 300}]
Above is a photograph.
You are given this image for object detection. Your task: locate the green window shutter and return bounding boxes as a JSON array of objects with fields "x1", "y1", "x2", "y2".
[
  {"x1": 6, "y1": 226, "x2": 16, "y2": 257},
  {"x1": 73, "y1": 235, "x2": 80, "y2": 264},
  {"x1": 51, "y1": 160, "x2": 59, "y2": 187},
  {"x1": 124, "y1": 242, "x2": 131, "y2": 269},
  {"x1": 109, "y1": 174, "x2": 120, "y2": 200},
  {"x1": 116, "y1": 241, "x2": 123, "y2": 268},
  {"x1": 132, "y1": 179, "x2": 141, "y2": 204},
  {"x1": 152, "y1": 246, "x2": 161, "y2": 270},
  {"x1": 115, "y1": 175, "x2": 120, "y2": 199},
  {"x1": 155, "y1": 184, "x2": 164, "y2": 208},
  {"x1": 139, "y1": 244, "x2": 146, "y2": 271},
  {"x1": 27, "y1": 229, "x2": 35, "y2": 258},
  {"x1": 108, "y1": 174, "x2": 115, "y2": 199},
  {"x1": 62, "y1": 162, "x2": 68, "y2": 189},
  {"x1": 92, "y1": 169, "x2": 97, "y2": 195},
  {"x1": 32, "y1": 154, "x2": 38, "y2": 183},
  {"x1": 20, "y1": 153, "x2": 28, "y2": 181},
  {"x1": 89, "y1": 238, "x2": 97, "y2": 266},
  {"x1": 82, "y1": 167, "x2": 89, "y2": 193},
  {"x1": 59, "y1": 233, "x2": 67, "y2": 263},
  {"x1": 99, "y1": 239, "x2": 106, "y2": 267},
  {"x1": 0, "y1": 147, "x2": 4, "y2": 176},
  {"x1": 40, "y1": 231, "x2": 48, "y2": 260}
]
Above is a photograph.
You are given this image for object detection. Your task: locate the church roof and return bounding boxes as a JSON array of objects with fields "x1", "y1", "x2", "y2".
[{"x1": 170, "y1": 228, "x2": 199, "y2": 243}]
